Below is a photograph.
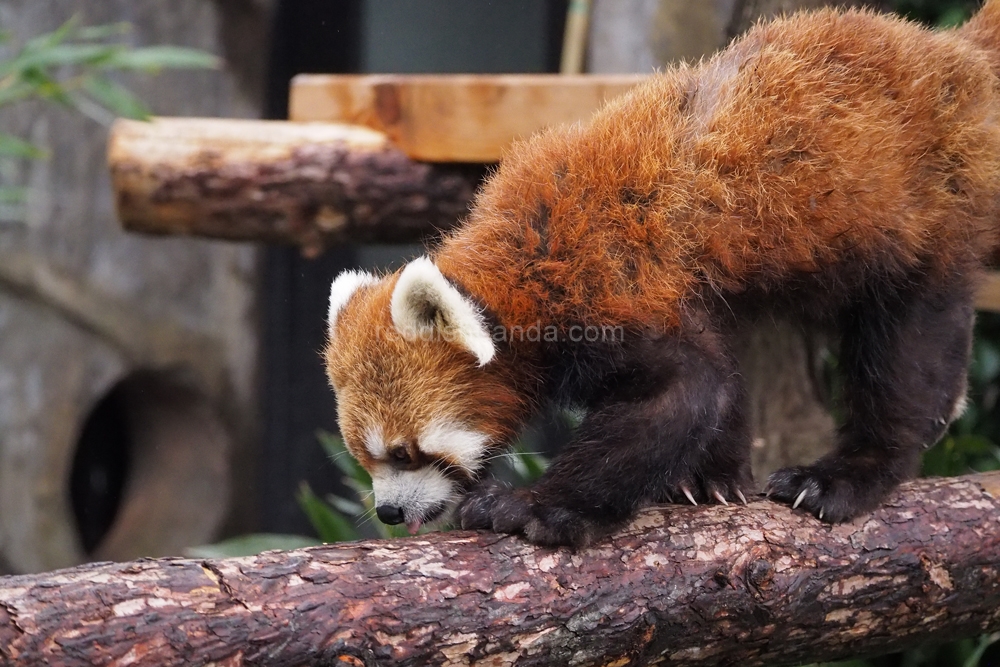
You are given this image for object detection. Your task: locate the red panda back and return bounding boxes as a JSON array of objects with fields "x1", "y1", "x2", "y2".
[{"x1": 435, "y1": 7, "x2": 1000, "y2": 333}]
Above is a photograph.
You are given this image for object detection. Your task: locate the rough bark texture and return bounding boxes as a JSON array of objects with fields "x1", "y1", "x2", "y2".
[
  {"x1": 2, "y1": 472, "x2": 998, "y2": 667},
  {"x1": 109, "y1": 118, "x2": 484, "y2": 257}
]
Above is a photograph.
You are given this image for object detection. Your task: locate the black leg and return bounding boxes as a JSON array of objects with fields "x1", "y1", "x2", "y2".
[
  {"x1": 459, "y1": 331, "x2": 753, "y2": 547},
  {"x1": 767, "y1": 269, "x2": 976, "y2": 521}
]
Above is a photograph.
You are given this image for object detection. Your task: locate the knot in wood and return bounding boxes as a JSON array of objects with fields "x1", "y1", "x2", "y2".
[{"x1": 746, "y1": 558, "x2": 774, "y2": 591}]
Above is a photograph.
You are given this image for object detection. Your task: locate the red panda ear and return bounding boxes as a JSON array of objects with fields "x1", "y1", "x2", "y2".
[
  {"x1": 390, "y1": 257, "x2": 496, "y2": 366},
  {"x1": 328, "y1": 270, "x2": 378, "y2": 338}
]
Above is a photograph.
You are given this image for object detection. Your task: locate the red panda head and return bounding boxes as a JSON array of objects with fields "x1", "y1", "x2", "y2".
[{"x1": 324, "y1": 257, "x2": 533, "y2": 533}]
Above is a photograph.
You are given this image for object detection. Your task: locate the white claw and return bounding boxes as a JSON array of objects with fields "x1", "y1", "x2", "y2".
[
  {"x1": 792, "y1": 488, "x2": 809, "y2": 510},
  {"x1": 682, "y1": 487, "x2": 698, "y2": 506},
  {"x1": 713, "y1": 490, "x2": 729, "y2": 505},
  {"x1": 818, "y1": 507, "x2": 825, "y2": 520},
  {"x1": 735, "y1": 489, "x2": 748, "y2": 506}
]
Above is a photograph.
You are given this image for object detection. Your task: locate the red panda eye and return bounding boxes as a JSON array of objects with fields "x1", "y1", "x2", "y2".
[{"x1": 390, "y1": 448, "x2": 412, "y2": 466}]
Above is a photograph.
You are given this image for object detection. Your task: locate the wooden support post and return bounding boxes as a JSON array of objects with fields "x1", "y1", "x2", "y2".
[{"x1": 2, "y1": 473, "x2": 999, "y2": 666}]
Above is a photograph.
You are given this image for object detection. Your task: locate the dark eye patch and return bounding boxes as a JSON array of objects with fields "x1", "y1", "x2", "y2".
[{"x1": 388, "y1": 446, "x2": 415, "y2": 469}]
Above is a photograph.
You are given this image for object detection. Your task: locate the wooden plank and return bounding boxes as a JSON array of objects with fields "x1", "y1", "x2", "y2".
[{"x1": 288, "y1": 73, "x2": 647, "y2": 162}]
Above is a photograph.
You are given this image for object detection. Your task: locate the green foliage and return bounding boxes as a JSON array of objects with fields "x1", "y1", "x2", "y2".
[
  {"x1": 0, "y1": 15, "x2": 217, "y2": 220},
  {"x1": 893, "y1": 0, "x2": 980, "y2": 27}
]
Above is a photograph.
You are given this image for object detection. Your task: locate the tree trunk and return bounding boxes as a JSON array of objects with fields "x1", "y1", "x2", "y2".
[{"x1": 2, "y1": 472, "x2": 999, "y2": 667}]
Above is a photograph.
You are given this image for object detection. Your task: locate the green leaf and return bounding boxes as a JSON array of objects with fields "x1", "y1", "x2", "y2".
[
  {"x1": 0, "y1": 44, "x2": 122, "y2": 76},
  {"x1": 98, "y1": 46, "x2": 219, "y2": 72},
  {"x1": 23, "y1": 15, "x2": 79, "y2": 52},
  {"x1": 0, "y1": 80, "x2": 39, "y2": 107},
  {"x1": 964, "y1": 632, "x2": 1000, "y2": 667},
  {"x1": 184, "y1": 533, "x2": 320, "y2": 558},
  {"x1": 75, "y1": 22, "x2": 132, "y2": 41},
  {"x1": 0, "y1": 186, "x2": 26, "y2": 204},
  {"x1": 17, "y1": 69, "x2": 74, "y2": 107},
  {"x1": 318, "y1": 430, "x2": 372, "y2": 487},
  {"x1": 972, "y1": 342, "x2": 1000, "y2": 385},
  {"x1": 297, "y1": 481, "x2": 360, "y2": 543},
  {"x1": 951, "y1": 434, "x2": 996, "y2": 456},
  {"x1": 938, "y1": 6, "x2": 971, "y2": 28},
  {"x1": 0, "y1": 134, "x2": 46, "y2": 159},
  {"x1": 317, "y1": 429, "x2": 348, "y2": 459},
  {"x1": 513, "y1": 444, "x2": 548, "y2": 481},
  {"x1": 81, "y1": 76, "x2": 150, "y2": 119},
  {"x1": 326, "y1": 494, "x2": 366, "y2": 517}
]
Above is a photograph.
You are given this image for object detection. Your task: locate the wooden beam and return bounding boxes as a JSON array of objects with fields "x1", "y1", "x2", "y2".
[
  {"x1": 288, "y1": 74, "x2": 646, "y2": 162},
  {"x1": 108, "y1": 117, "x2": 483, "y2": 255},
  {"x1": 2, "y1": 473, "x2": 999, "y2": 666}
]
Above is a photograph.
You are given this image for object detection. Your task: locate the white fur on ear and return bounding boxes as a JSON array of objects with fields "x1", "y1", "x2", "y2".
[
  {"x1": 328, "y1": 270, "x2": 378, "y2": 337},
  {"x1": 390, "y1": 257, "x2": 495, "y2": 365}
]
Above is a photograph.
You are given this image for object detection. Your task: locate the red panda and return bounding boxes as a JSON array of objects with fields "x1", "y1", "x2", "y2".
[{"x1": 325, "y1": 3, "x2": 1000, "y2": 546}]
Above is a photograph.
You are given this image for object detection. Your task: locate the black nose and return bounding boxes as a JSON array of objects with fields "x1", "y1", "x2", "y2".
[{"x1": 376, "y1": 504, "x2": 405, "y2": 525}]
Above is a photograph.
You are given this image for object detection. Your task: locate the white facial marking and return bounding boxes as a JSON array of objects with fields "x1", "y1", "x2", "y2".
[
  {"x1": 363, "y1": 424, "x2": 387, "y2": 459},
  {"x1": 328, "y1": 270, "x2": 378, "y2": 337},
  {"x1": 370, "y1": 465, "x2": 457, "y2": 520},
  {"x1": 419, "y1": 419, "x2": 490, "y2": 474},
  {"x1": 390, "y1": 256, "x2": 496, "y2": 366}
]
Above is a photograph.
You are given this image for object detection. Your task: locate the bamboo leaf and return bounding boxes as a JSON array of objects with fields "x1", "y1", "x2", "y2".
[
  {"x1": 0, "y1": 80, "x2": 38, "y2": 107},
  {"x1": 326, "y1": 494, "x2": 366, "y2": 517},
  {"x1": 81, "y1": 76, "x2": 150, "y2": 119},
  {"x1": 0, "y1": 134, "x2": 46, "y2": 159},
  {"x1": 297, "y1": 482, "x2": 360, "y2": 543},
  {"x1": 0, "y1": 44, "x2": 120, "y2": 76},
  {"x1": 0, "y1": 186, "x2": 26, "y2": 204},
  {"x1": 98, "y1": 46, "x2": 219, "y2": 72},
  {"x1": 23, "y1": 15, "x2": 79, "y2": 52},
  {"x1": 75, "y1": 23, "x2": 131, "y2": 41},
  {"x1": 317, "y1": 430, "x2": 371, "y2": 486}
]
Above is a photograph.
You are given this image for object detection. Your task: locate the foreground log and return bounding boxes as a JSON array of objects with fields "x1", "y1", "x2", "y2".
[
  {"x1": 108, "y1": 118, "x2": 484, "y2": 255},
  {"x1": 2, "y1": 472, "x2": 999, "y2": 667}
]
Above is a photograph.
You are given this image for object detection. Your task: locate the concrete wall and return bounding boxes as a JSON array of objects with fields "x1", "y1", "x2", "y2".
[{"x1": 0, "y1": 0, "x2": 269, "y2": 573}]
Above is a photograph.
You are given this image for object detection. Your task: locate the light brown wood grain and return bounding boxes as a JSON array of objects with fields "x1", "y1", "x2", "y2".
[{"x1": 288, "y1": 74, "x2": 647, "y2": 162}]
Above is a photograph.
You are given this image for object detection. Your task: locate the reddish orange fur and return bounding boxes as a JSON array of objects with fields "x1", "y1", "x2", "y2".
[
  {"x1": 326, "y1": 276, "x2": 541, "y2": 469},
  {"x1": 327, "y1": 4, "x2": 1000, "y2": 505},
  {"x1": 435, "y1": 7, "x2": 1000, "y2": 332}
]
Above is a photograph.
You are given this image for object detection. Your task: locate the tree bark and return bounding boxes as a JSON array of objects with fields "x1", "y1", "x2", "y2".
[
  {"x1": 108, "y1": 118, "x2": 484, "y2": 256},
  {"x1": 2, "y1": 472, "x2": 999, "y2": 667}
]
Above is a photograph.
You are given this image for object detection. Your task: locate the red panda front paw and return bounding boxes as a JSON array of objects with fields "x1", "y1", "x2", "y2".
[
  {"x1": 458, "y1": 483, "x2": 548, "y2": 538},
  {"x1": 765, "y1": 458, "x2": 894, "y2": 523},
  {"x1": 458, "y1": 482, "x2": 600, "y2": 547}
]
